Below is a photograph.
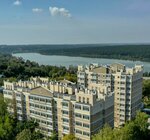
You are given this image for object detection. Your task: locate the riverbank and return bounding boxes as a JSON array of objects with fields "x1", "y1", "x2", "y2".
[
  {"x1": 12, "y1": 53, "x2": 150, "y2": 72},
  {"x1": 1, "y1": 44, "x2": 150, "y2": 62}
]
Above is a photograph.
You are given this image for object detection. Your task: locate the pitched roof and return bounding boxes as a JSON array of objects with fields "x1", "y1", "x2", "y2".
[
  {"x1": 59, "y1": 79, "x2": 75, "y2": 85},
  {"x1": 29, "y1": 86, "x2": 53, "y2": 97}
]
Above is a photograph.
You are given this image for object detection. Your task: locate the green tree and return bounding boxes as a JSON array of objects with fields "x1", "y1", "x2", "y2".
[
  {"x1": 0, "y1": 95, "x2": 15, "y2": 140},
  {"x1": 92, "y1": 112, "x2": 150, "y2": 140},
  {"x1": 92, "y1": 124, "x2": 114, "y2": 140},
  {"x1": 31, "y1": 130, "x2": 44, "y2": 140},
  {"x1": 63, "y1": 134, "x2": 76, "y2": 140},
  {"x1": 16, "y1": 129, "x2": 32, "y2": 140},
  {"x1": 48, "y1": 131, "x2": 58, "y2": 140},
  {"x1": 0, "y1": 94, "x2": 7, "y2": 116},
  {"x1": 143, "y1": 80, "x2": 150, "y2": 108}
]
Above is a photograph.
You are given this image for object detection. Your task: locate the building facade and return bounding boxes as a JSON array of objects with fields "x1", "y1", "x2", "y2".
[
  {"x1": 3, "y1": 63, "x2": 143, "y2": 139},
  {"x1": 3, "y1": 77, "x2": 114, "y2": 140},
  {"x1": 77, "y1": 63, "x2": 143, "y2": 128}
]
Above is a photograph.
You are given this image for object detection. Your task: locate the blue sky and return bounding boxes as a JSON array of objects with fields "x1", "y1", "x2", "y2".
[{"x1": 0, "y1": 0, "x2": 150, "y2": 44}]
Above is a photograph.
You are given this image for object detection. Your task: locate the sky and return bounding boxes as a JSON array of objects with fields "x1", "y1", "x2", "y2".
[{"x1": 0, "y1": 0, "x2": 150, "y2": 45}]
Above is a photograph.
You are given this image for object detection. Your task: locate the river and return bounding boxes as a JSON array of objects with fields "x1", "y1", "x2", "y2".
[{"x1": 12, "y1": 53, "x2": 150, "y2": 72}]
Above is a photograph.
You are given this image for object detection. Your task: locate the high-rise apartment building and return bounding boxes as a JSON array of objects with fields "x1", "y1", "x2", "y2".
[
  {"x1": 3, "y1": 63, "x2": 143, "y2": 139},
  {"x1": 77, "y1": 63, "x2": 143, "y2": 128},
  {"x1": 3, "y1": 77, "x2": 114, "y2": 140}
]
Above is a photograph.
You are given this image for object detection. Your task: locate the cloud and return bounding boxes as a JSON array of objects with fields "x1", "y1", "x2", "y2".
[
  {"x1": 32, "y1": 8, "x2": 43, "y2": 13},
  {"x1": 49, "y1": 7, "x2": 72, "y2": 18},
  {"x1": 13, "y1": 0, "x2": 21, "y2": 6}
]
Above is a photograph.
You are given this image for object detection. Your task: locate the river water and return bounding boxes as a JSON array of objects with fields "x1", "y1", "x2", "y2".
[{"x1": 13, "y1": 53, "x2": 150, "y2": 72}]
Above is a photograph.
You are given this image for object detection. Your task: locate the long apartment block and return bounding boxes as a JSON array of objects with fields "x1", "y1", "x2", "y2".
[
  {"x1": 3, "y1": 63, "x2": 143, "y2": 139},
  {"x1": 77, "y1": 63, "x2": 143, "y2": 128},
  {"x1": 3, "y1": 77, "x2": 114, "y2": 140}
]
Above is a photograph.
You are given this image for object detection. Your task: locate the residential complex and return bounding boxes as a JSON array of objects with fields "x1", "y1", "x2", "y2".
[
  {"x1": 3, "y1": 77, "x2": 114, "y2": 140},
  {"x1": 77, "y1": 63, "x2": 143, "y2": 128},
  {"x1": 3, "y1": 63, "x2": 143, "y2": 139}
]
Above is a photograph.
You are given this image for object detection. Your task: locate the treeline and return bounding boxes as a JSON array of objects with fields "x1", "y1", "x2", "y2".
[
  {"x1": 1, "y1": 44, "x2": 150, "y2": 62},
  {"x1": 92, "y1": 112, "x2": 150, "y2": 140},
  {"x1": 0, "y1": 54, "x2": 77, "y2": 86},
  {"x1": 143, "y1": 80, "x2": 150, "y2": 108}
]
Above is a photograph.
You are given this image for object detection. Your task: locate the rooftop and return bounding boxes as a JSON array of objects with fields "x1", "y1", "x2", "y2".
[{"x1": 29, "y1": 86, "x2": 53, "y2": 97}]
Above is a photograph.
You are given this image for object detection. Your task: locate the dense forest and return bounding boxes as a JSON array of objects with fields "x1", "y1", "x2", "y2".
[
  {"x1": 0, "y1": 54, "x2": 77, "y2": 86},
  {"x1": 0, "y1": 44, "x2": 150, "y2": 62}
]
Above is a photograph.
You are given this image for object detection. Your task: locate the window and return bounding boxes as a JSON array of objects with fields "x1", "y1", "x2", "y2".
[
  {"x1": 29, "y1": 96, "x2": 33, "y2": 100},
  {"x1": 83, "y1": 132, "x2": 90, "y2": 136},
  {"x1": 76, "y1": 121, "x2": 82, "y2": 126},
  {"x1": 127, "y1": 99, "x2": 130, "y2": 102},
  {"x1": 16, "y1": 93, "x2": 21, "y2": 97},
  {"x1": 40, "y1": 98, "x2": 46, "y2": 102},
  {"x1": 29, "y1": 103, "x2": 34, "y2": 107},
  {"x1": 34, "y1": 97, "x2": 39, "y2": 101},
  {"x1": 17, "y1": 101, "x2": 21, "y2": 104},
  {"x1": 120, "y1": 87, "x2": 125, "y2": 90},
  {"x1": 37, "y1": 112, "x2": 40, "y2": 115},
  {"x1": 62, "y1": 102, "x2": 68, "y2": 107},
  {"x1": 121, "y1": 76, "x2": 125, "y2": 79},
  {"x1": 47, "y1": 114, "x2": 52, "y2": 118},
  {"x1": 63, "y1": 118, "x2": 69, "y2": 123},
  {"x1": 120, "y1": 98, "x2": 125, "y2": 101},
  {"x1": 46, "y1": 99, "x2": 51, "y2": 103},
  {"x1": 30, "y1": 110, "x2": 34, "y2": 114},
  {"x1": 76, "y1": 129, "x2": 82, "y2": 134},
  {"x1": 36, "y1": 119, "x2": 40, "y2": 123},
  {"x1": 75, "y1": 113, "x2": 82, "y2": 118},
  {"x1": 79, "y1": 97, "x2": 81, "y2": 102},
  {"x1": 120, "y1": 104, "x2": 125, "y2": 107},
  {"x1": 63, "y1": 126, "x2": 69, "y2": 131},
  {"x1": 48, "y1": 129, "x2": 52, "y2": 132},
  {"x1": 120, "y1": 93, "x2": 124, "y2": 96},
  {"x1": 41, "y1": 120, "x2": 46, "y2": 124},
  {"x1": 83, "y1": 97, "x2": 85, "y2": 103},
  {"x1": 41, "y1": 113, "x2": 46, "y2": 117},
  {"x1": 83, "y1": 123, "x2": 89, "y2": 128},
  {"x1": 47, "y1": 122, "x2": 52, "y2": 125},
  {"x1": 87, "y1": 98, "x2": 89, "y2": 104},
  {"x1": 83, "y1": 106, "x2": 90, "y2": 111},
  {"x1": 83, "y1": 115, "x2": 89, "y2": 120},
  {"x1": 62, "y1": 110, "x2": 69, "y2": 115},
  {"x1": 46, "y1": 107, "x2": 51, "y2": 111},
  {"x1": 35, "y1": 104, "x2": 39, "y2": 108},
  {"x1": 75, "y1": 104, "x2": 81, "y2": 110},
  {"x1": 40, "y1": 106, "x2": 45, "y2": 110}
]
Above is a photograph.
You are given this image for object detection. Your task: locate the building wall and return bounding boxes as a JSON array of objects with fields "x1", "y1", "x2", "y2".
[{"x1": 77, "y1": 64, "x2": 143, "y2": 128}]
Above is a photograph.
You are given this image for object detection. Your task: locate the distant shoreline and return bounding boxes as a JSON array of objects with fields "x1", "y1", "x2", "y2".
[
  {"x1": 12, "y1": 52, "x2": 150, "y2": 64},
  {"x1": 1, "y1": 44, "x2": 150, "y2": 63},
  {"x1": 12, "y1": 52, "x2": 150, "y2": 72}
]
